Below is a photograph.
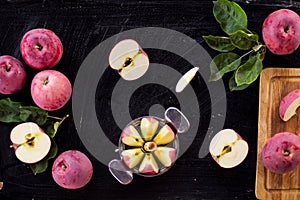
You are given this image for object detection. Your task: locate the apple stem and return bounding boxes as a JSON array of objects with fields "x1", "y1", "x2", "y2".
[
  {"x1": 5, "y1": 64, "x2": 11, "y2": 72},
  {"x1": 35, "y1": 44, "x2": 43, "y2": 51},
  {"x1": 47, "y1": 114, "x2": 69, "y2": 122}
]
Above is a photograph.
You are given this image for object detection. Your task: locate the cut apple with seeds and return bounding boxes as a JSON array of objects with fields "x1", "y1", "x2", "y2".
[
  {"x1": 10, "y1": 122, "x2": 51, "y2": 164},
  {"x1": 140, "y1": 117, "x2": 159, "y2": 141},
  {"x1": 153, "y1": 124, "x2": 175, "y2": 145},
  {"x1": 121, "y1": 125, "x2": 144, "y2": 147},
  {"x1": 154, "y1": 147, "x2": 177, "y2": 167},
  {"x1": 279, "y1": 89, "x2": 300, "y2": 121},
  {"x1": 121, "y1": 148, "x2": 144, "y2": 169},
  {"x1": 209, "y1": 129, "x2": 248, "y2": 168},
  {"x1": 109, "y1": 39, "x2": 149, "y2": 81},
  {"x1": 139, "y1": 154, "x2": 159, "y2": 175},
  {"x1": 176, "y1": 67, "x2": 199, "y2": 93}
]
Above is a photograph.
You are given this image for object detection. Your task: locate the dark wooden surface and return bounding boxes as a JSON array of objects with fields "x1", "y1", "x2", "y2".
[{"x1": 1, "y1": 0, "x2": 300, "y2": 199}]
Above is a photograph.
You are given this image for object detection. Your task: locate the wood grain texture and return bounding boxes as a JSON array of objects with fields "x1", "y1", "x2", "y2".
[{"x1": 256, "y1": 68, "x2": 300, "y2": 200}]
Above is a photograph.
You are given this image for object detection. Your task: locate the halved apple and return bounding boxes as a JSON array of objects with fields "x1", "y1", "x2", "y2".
[
  {"x1": 139, "y1": 154, "x2": 159, "y2": 175},
  {"x1": 279, "y1": 89, "x2": 300, "y2": 121},
  {"x1": 153, "y1": 125, "x2": 175, "y2": 145},
  {"x1": 109, "y1": 39, "x2": 149, "y2": 80},
  {"x1": 154, "y1": 147, "x2": 177, "y2": 167},
  {"x1": 121, "y1": 148, "x2": 144, "y2": 169},
  {"x1": 121, "y1": 125, "x2": 144, "y2": 147},
  {"x1": 140, "y1": 117, "x2": 159, "y2": 141},
  {"x1": 209, "y1": 129, "x2": 248, "y2": 168},
  {"x1": 10, "y1": 122, "x2": 51, "y2": 164}
]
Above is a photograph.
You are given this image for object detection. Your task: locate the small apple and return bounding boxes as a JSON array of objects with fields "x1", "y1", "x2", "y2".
[
  {"x1": 0, "y1": 55, "x2": 26, "y2": 94},
  {"x1": 279, "y1": 89, "x2": 300, "y2": 121},
  {"x1": 262, "y1": 9, "x2": 300, "y2": 55},
  {"x1": 31, "y1": 70, "x2": 72, "y2": 111},
  {"x1": 10, "y1": 122, "x2": 51, "y2": 164},
  {"x1": 138, "y1": 153, "x2": 159, "y2": 175},
  {"x1": 209, "y1": 129, "x2": 249, "y2": 168},
  {"x1": 109, "y1": 39, "x2": 149, "y2": 80},
  {"x1": 52, "y1": 150, "x2": 93, "y2": 189},
  {"x1": 20, "y1": 28, "x2": 63, "y2": 70},
  {"x1": 261, "y1": 132, "x2": 300, "y2": 174}
]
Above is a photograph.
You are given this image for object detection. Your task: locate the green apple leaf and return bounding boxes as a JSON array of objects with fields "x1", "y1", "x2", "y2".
[
  {"x1": 0, "y1": 98, "x2": 23, "y2": 123},
  {"x1": 30, "y1": 140, "x2": 58, "y2": 175},
  {"x1": 229, "y1": 75, "x2": 250, "y2": 91},
  {"x1": 213, "y1": 0, "x2": 248, "y2": 35},
  {"x1": 235, "y1": 53, "x2": 263, "y2": 86},
  {"x1": 203, "y1": 35, "x2": 235, "y2": 52},
  {"x1": 230, "y1": 30, "x2": 258, "y2": 50},
  {"x1": 210, "y1": 52, "x2": 241, "y2": 81},
  {"x1": 19, "y1": 106, "x2": 48, "y2": 126}
]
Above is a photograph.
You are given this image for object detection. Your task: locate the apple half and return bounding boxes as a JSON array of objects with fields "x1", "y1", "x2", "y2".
[
  {"x1": 109, "y1": 39, "x2": 149, "y2": 81},
  {"x1": 10, "y1": 122, "x2": 51, "y2": 164},
  {"x1": 279, "y1": 89, "x2": 300, "y2": 121},
  {"x1": 209, "y1": 129, "x2": 249, "y2": 168}
]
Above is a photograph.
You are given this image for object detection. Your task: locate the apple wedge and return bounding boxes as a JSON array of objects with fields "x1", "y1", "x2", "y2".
[
  {"x1": 279, "y1": 89, "x2": 300, "y2": 121},
  {"x1": 154, "y1": 147, "x2": 177, "y2": 167},
  {"x1": 121, "y1": 148, "x2": 145, "y2": 169},
  {"x1": 153, "y1": 124, "x2": 175, "y2": 145},
  {"x1": 209, "y1": 129, "x2": 248, "y2": 168},
  {"x1": 140, "y1": 117, "x2": 159, "y2": 141},
  {"x1": 176, "y1": 67, "x2": 199, "y2": 93},
  {"x1": 109, "y1": 39, "x2": 149, "y2": 81},
  {"x1": 139, "y1": 154, "x2": 159, "y2": 175},
  {"x1": 10, "y1": 122, "x2": 51, "y2": 164},
  {"x1": 121, "y1": 125, "x2": 144, "y2": 147}
]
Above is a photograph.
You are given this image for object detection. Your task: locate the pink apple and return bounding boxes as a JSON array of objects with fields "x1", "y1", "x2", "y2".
[
  {"x1": 31, "y1": 70, "x2": 72, "y2": 111},
  {"x1": 261, "y1": 132, "x2": 300, "y2": 174},
  {"x1": 262, "y1": 9, "x2": 300, "y2": 55},
  {"x1": 52, "y1": 150, "x2": 93, "y2": 189},
  {"x1": 0, "y1": 55, "x2": 26, "y2": 94},
  {"x1": 20, "y1": 28, "x2": 63, "y2": 70}
]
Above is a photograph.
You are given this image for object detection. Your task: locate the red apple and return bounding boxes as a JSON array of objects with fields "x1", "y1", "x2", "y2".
[
  {"x1": 262, "y1": 9, "x2": 300, "y2": 55},
  {"x1": 31, "y1": 70, "x2": 72, "y2": 111},
  {"x1": 261, "y1": 132, "x2": 300, "y2": 174},
  {"x1": 20, "y1": 28, "x2": 63, "y2": 70},
  {"x1": 0, "y1": 55, "x2": 26, "y2": 94},
  {"x1": 52, "y1": 150, "x2": 93, "y2": 189}
]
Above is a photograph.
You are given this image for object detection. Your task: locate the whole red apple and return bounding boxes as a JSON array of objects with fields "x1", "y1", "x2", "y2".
[
  {"x1": 0, "y1": 55, "x2": 26, "y2": 94},
  {"x1": 31, "y1": 70, "x2": 72, "y2": 111},
  {"x1": 52, "y1": 150, "x2": 93, "y2": 189},
  {"x1": 20, "y1": 28, "x2": 63, "y2": 70},
  {"x1": 262, "y1": 9, "x2": 300, "y2": 55},
  {"x1": 261, "y1": 132, "x2": 300, "y2": 174}
]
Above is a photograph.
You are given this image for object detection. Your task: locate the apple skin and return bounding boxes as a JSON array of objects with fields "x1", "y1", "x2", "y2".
[
  {"x1": 52, "y1": 150, "x2": 93, "y2": 189},
  {"x1": 31, "y1": 70, "x2": 72, "y2": 111},
  {"x1": 20, "y1": 28, "x2": 63, "y2": 70},
  {"x1": 262, "y1": 9, "x2": 300, "y2": 55},
  {"x1": 0, "y1": 55, "x2": 26, "y2": 94},
  {"x1": 261, "y1": 132, "x2": 300, "y2": 174},
  {"x1": 279, "y1": 89, "x2": 300, "y2": 121}
]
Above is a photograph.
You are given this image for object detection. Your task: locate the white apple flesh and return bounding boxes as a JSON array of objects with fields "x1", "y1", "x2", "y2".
[
  {"x1": 10, "y1": 122, "x2": 51, "y2": 164},
  {"x1": 109, "y1": 39, "x2": 149, "y2": 80},
  {"x1": 279, "y1": 89, "x2": 300, "y2": 121},
  {"x1": 209, "y1": 129, "x2": 249, "y2": 168}
]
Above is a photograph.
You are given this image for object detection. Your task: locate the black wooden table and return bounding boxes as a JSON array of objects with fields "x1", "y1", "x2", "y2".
[{"x1": 1, "y1": 0, "x2": 300, "y2": 199}]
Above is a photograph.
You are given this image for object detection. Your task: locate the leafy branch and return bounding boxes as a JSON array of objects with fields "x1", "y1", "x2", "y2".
[{"x1": 203, "y1": 0, "x2": 266, "y2": 91}]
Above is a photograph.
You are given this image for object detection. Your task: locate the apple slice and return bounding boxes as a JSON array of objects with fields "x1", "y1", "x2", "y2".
[
  {"x1": 153, "y1": 124, "x2": 175, "y2": 145},
  {"x1": 209, "y1": 129, "x2": 249, "y2": 168},
  {"x1": 140, "y1": 117, "x2": 159, "y2": 141},
  {"x1": 279, "y1": 89, "x2": 300, "y2": 121},
  {"x1": 176, "y1": 67, "x2": 199, "y2": 93},
  {"x1": 154, "y1": 147, "x2": 177, "y2": 167},
  {"x1": 139, "y1": 154, "x2": 159, "y2": 175},
  {"x1": 10, "y1": 122, "x2": 51, "y2": 164},
  {"x1": 121, "y1": 125, "x2": 144, "y2": 147},
  {"x1": 109, "y1": 39, "x2": 149, "y2": 80},
  {"x1": 121, "y1": 148, "x2": 145, "y2": 169}
]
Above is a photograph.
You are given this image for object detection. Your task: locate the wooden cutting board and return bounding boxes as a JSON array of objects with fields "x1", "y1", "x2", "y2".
[{"x1": 256, "y1": 68, "x2": 300, "y2": 200}]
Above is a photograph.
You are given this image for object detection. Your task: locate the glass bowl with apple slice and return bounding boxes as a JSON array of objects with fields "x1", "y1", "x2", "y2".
[{"x1": 108, "y1": 107, "x2": 190, "y2": 185}]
